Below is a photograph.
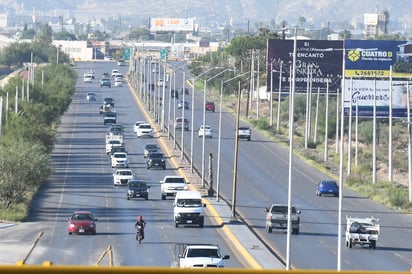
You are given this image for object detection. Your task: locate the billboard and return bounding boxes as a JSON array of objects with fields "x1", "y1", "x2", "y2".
[
  {"x1": 343, "y1": 79, "x2": 411, "y2": 118},
  {"x1": 344, "y1": 40, "x2": 410, "y2": 78},
  {"x1": 266, "y1": 39, "x2": 343, "y2": 93},
  {"x1": 150, "y1": 18, "x2": 195, "y2": 32}
]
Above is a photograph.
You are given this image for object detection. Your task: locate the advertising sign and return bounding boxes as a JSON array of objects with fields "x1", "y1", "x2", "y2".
[
  {"x1": 150, "y1": 18, "x2": 195, "y2": 32},
  {"x1": 343, "y1": 79, "x2": 411, "y2": 118},
  {"x1": 344, "y1": 40, "x2": 410, "y2": 78},
  {"x1": 266, "y1": 39, "x2": 343, "y2": 93}
]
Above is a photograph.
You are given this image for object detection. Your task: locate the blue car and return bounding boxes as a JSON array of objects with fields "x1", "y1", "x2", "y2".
[{"x1": 316, "y1": 180, "x2": 339, "y2": 197}]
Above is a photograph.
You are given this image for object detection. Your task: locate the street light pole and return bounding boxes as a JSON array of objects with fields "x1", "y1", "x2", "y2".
[
  {"x1": 191, "y1": 66, "x2": 224, "y2": 174},
  {"x1": 216, "y1": 71, "x2": 250, "y2": 202},
  {"x1": 232, "y1": 80, "x2": 241, "y2": 218},
  {"x1": 286, "y1": 27, "x2": 297, "y2": 270},
  {"x1": 181, "y1": 72, "x2": 185, "y2": 160},
  {"x1": 201, "y1": 68, "x2": 231, "y2": 188}
]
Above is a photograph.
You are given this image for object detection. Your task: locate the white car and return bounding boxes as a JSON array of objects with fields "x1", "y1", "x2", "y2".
[
  {"x1": 114, "y1": 78, "x2": 123, "y2": 87},
  {"x1": 156, "y1": 79, "x2": 167, "y2": 88},
  {"x1": 111, "y1": 69, "x2": 120, "y2": 78},
  {"x1": 83, "y1": 73, "x2": 93, "y2": 83},
  {"x1": 199, "y1": 125, "x2": 213, "y2": 138},
  {"x1": 111, "y1": 152, "x2": 129, "y2": 168},
  {"x1": 113, "y1": 168, "x2": 135, "y2": 186},
  {"x1": 115, "y1": 74, "x2": 124, "y2": 82},
  {"x1": 106, "y1": 139, "x2": 123, "y2": 155},
  {"x1": 133, "y1": 121, "x2": 146, "y2": 133},
  {"x1": 136, "y1": 124, "x2": 154, "y2": 138}
]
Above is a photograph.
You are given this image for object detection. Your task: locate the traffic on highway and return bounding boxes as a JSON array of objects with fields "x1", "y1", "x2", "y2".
[{"x1": 0, "y1": 58, "x2": 412, "y2": 271}]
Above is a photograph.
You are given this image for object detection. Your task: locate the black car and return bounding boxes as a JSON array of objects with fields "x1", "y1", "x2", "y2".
[
  {"x1": 147, "y1": 152, "x2": 166, "y2": 170},
  {"x1": 181, "y1": 87, "x2": 189, "y2": 95},
  {"x1": 104, "y1": 112, "x2": 117, "y2": 125},
  {"x1": 171, "y1": 89, "x2": 179, "y2": 99},
  {"x1": 127, "y1": 180, "x2": 150, "y2": 200},
  {"x1": 103, "y1": 97, "x2": 114, "y2": 107}
]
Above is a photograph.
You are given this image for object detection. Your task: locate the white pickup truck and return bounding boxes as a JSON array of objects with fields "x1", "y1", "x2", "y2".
[
  {"x1": 237, "y1": 126, "x2": 251, "y2": 141},
  {"x1": 173, "y1": 243, "x2": 230, "y2": 268},
  {"x1": 160, "y1": 176, "x2": 188, "y2": 200},
  {"x1": 345, "y1": 216, "x2": 380, "y2": 249}
]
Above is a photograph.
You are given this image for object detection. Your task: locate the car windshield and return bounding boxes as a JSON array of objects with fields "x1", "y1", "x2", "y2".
[
  {"x1": 117, "y1": 170, "x2": 132, "y2": 175},
  {"x1": 271, "y1": 206, "x2": 297, "y2": 214},
  {"x1": 71, "y1": 213, "x2": 93, "y2": 221},
  {"x1": 140, "y1": 125, "x2": 151, "y2": 129},
  {"x1": 187, "y1": 248, "x2": 219, "y2": 258},
  {"x1": 321, "y1": 180, "x2": 337, "y2": 186},
  {"x1": 114, "y1": 153, "x2": 126, "y2": 158},
  {"x1": 165, "y1": 177, "x2": 185, "y2": 183},
  {"x1": 129, "y1": 181, "x2": 146, "y2": 188},
  {"x1": 146, "y1": 145, "x2": 157, "y2": 150},
  {"x1": 177, "y1": 199, "x2": 202, "y2": 207}
]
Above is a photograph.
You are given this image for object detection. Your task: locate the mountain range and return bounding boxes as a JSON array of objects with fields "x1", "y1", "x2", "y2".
[{"x1": 0, "y1": 0, "x2": 410, "y2": 33}]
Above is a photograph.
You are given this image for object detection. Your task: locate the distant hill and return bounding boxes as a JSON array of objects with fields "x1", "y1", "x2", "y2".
[{"x1": 0, "y1": 0, "x2": 409, "y2": 33}]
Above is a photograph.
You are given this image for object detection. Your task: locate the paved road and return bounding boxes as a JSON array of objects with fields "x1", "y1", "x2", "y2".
[{"x1": 0, "y1": 61, "x2": 283, "y2": 269}]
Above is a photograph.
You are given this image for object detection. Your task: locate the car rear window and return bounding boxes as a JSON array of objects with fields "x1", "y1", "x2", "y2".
[{"x1": 271, "y1": 206, "x2": 297, "y2": 214}]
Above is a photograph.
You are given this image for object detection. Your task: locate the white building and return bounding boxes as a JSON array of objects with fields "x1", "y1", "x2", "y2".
[{"x1": 52, "y1": 40, "x2": 93, "y2": 61}]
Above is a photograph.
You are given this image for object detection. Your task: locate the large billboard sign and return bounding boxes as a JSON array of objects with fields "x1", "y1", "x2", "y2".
[
  {"x1": 149, "y1": 18, "x2": 195, "y2": 32},
  {"x1": 343, "y1": 79, "x2": 411, "y2": 118},
  {"x1": 344, "y1": 40, "x2": 410, "y2": 78},
  {"x1": 266, "y1": 39, "x2": 343, "y2": 93}
]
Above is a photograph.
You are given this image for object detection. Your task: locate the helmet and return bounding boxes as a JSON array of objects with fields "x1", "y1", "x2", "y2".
[{"x1": 137, "y1": 215, "x2": 142, "y2": 222}]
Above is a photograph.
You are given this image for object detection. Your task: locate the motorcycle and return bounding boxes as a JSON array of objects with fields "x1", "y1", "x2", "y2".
[{"x1": 135, "y1": 224, "x2": 144, "y2": 244}]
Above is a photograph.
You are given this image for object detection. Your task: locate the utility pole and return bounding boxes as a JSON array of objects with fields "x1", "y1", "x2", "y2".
[{"x1": 231, "y1": 81, "x2": 241, "y2": 218}]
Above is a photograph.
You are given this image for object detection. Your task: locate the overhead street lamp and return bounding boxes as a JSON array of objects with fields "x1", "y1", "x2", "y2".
[
  {"x1": 171, "y1": 63, "x2": 187, "y2": 145},
  {"x1": 319, "y1": 45, "x2": 378, "y2": 271},
  {"x1": 201, "y1": 68, "x2": 230, "y2": 188},
  {"x1": 216, "y1": 71, "x2": 250, "y2": 202},
  {"x1": 190, "y1": 66, "x2": 223, "y2": 173}
]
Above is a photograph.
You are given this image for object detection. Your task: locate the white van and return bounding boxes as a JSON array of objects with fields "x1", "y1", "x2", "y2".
[{"x1": 173, "y1": 190, "x2": 206, "y2": 228}]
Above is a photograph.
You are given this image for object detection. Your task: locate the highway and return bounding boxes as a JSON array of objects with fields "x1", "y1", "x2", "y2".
[
  {"x1": 1, "y1": 59, "x2": 412, "y2": 271},
  {"x1": 0, "y1": 61, "x2": 245, "y2": 267},
  {"x1": 143, "y1": 59, "x2": 412, "y2": 271}
]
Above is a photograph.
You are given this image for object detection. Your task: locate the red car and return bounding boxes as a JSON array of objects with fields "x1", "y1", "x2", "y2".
[
  {"x1": 205, "y1": 101, "x2": 215, "y2": 112},
  {"x1": 68, "y1": 211, "x2": 98, "y2": 235}
]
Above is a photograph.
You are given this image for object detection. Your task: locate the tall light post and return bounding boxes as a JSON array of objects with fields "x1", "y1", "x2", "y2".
[
  {"x1": 201, "y1": 68, "x2": 230, "y2": 188},
  {"x1": 160, "y1": 59, "x2": 167, "y2": 131},
  {"x1": 181, "y1": 72, "x2": 186, "y2": 160},
  {"x1": 190, "y1": 66, "x2": 223, "y2": 173},
  {"x1": 216, "y1": 71, "x2": 250, "y2": 202},
  {"x1": 285, "y1": 27, "x2": 297, "y2": 270},
  {"x1": 171, "y1": 63, "x2": 187, "y2": 146}
]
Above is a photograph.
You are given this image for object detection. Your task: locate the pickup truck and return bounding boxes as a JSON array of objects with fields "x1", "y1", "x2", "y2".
[
  {"x1": 160, "y1": 175, "x2": 188, "y2": 200},
  {"x1": 265, "y1": 204, "x2": 301, "y2": 234},
  {"x1": 237, "y1": 126, "x2": 251, "y2": 141},
  {"x1": 173, "y1": 243, "x2": 230, "y2": 268},
  {"x1": 345, "y1": 216, "x2": 380, "y2": 249}
]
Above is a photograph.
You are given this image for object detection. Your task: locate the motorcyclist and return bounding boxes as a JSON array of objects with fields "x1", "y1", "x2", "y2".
[{"x1": 134, "y1": 215, "x2": 146, "y2": 240}]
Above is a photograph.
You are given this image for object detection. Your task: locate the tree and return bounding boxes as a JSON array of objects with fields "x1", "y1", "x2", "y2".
[
  {"x1": 54, "y1": 31, "x2": 77, "y2": 41},
  {"x1": 35, "y1": 23, "x2": 53, "y2": 44},
  {"x1": 0, "y1": 138, "x2": 50, "y2": 210}
]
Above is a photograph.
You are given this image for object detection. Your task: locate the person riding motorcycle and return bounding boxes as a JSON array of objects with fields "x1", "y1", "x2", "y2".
[{"x1": 134, "y1": 215, "x2": 146, "y2": 240}]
